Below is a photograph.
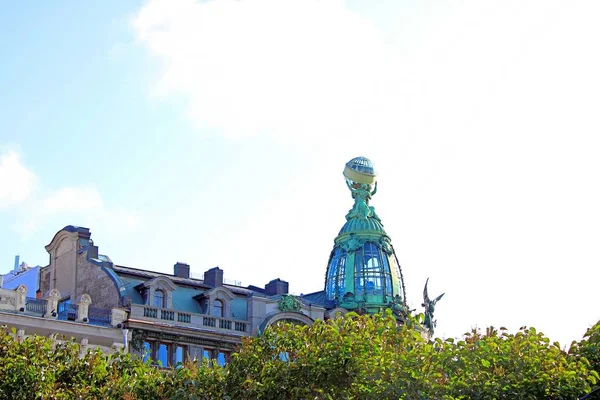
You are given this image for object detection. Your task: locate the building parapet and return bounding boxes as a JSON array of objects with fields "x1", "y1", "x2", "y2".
[
  {"x1": 129, "y1": 304, "x2": 249, "y2": 335},
  {"x1": 0, "y1": 285, "x2": 126, "y2": 329}
]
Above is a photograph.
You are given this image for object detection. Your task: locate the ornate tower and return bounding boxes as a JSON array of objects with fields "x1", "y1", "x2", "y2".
[{"x1": 324, "y1": 157, "x2": 407, "y2": 315}]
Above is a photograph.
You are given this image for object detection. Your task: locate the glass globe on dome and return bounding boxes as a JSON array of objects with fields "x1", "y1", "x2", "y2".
[{"x1": 343, "y1": 156, "x2": 377, "y2": 192}]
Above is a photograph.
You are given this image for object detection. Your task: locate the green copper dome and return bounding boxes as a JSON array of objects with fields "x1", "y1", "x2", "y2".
[
  {"x1": 325, "y1": 157, "x2": 406, "y2": 315},
  {"x1": 338, "y1": 216, "x2": 386, "y2": 237}
]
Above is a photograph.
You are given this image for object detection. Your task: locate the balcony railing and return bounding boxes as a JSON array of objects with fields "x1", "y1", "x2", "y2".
[
  {"x1": 57, "y1": 302, "x2": 77, "y2": 321},
  {"x1": 178, "y1": 312, "x2": 191, "y2": 323},
  {"x1": 143, "y1": 307, "x2": 157, "y2": 318},
  {"x1": 25, "y1": 297, "x2": 47, "y2": 316},
  {"x1": 133, "y1": 304, "x2": 248, "y2": 334},
  {"x1": 88, "y1": 307, "x2": 111, "y2": 327}
]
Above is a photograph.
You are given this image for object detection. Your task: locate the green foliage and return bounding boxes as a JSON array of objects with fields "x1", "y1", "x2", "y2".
[
  {"x1": 0, "y1": 316, "x2": 597, "y2": 399},
  {"x1": 0, "y1": 326, "x2": 225, "y2": 400},
  {"x1": 227, "y1": 313, "x2": 596, "y2": 400},
  {"x1": 571, "y1": 321, "x2": 600, "y2": 387}
]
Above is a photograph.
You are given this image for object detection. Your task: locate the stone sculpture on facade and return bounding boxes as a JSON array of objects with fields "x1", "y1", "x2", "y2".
[
  {"x1": 422, "y1": 278, "x2": 444, "y2": 336},
  {"x1": 345, "y1": 181, "x2": 377, "y2": 220},
  {"x1": 338, "y1": 292, "x2": 361, "y2": 310},
  {"x1": 388, "y1": 294, "x2": 407, "y2": 321},
  {"x1": 277, "y1": 294, "x2": 301, "y2": 313}
]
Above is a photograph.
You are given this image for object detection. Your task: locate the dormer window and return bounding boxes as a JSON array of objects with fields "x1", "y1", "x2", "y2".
[
  {"x1": 212, "y1": 299, "x2": 224, "y2": 317},
  {"x1": 193, "y1": 287, "x2": 237, "y2": 319},
  {"x1": 137, "y1": 276, "x2": 177, "y2": 309},
  {"x1": 154, "y1": 290, "x2": 165, "y2": 308}
]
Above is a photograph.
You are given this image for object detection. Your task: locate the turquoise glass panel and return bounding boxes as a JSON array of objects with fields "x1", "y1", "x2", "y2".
[{"x1": 157, "y1": 343, "x2": 168, "y2": 367}]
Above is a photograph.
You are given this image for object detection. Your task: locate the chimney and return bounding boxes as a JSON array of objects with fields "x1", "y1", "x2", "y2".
[
  {"x1": 87, "y1": 245, "x2": 99, "y2": 259},
  {"x1": 204, "y1": 267, "x2": 223, "y2": 287},
  {"x1": 174, "y1": 262, "x2": 190, "y2": 279},
  {"x1": 265, "y1": 278, "x2": 289, "y2": 296},
  {"x1": 14, "y1": 255, "x2": 20, "y2": 272}
]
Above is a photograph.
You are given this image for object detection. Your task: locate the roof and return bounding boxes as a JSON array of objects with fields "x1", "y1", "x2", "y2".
[
  {"x1": 337, "y1": 216, "x2": 387, "y2": 237},
  {"x1": 108, "y1": 263, "x2": 274, "y2": 315},
  {"x1": 61, "y1": 225, "x2": 90, "y2": 234},
  {"x1": 301, "y1": 290, "x2": 335, "y2": 308},
  {"x1": 113, "y1": 265, "x2": 263, "y2": 296}
]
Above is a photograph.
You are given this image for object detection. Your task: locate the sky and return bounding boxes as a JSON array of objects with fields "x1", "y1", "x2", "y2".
[{"x1": 1, "y1": 0, "x2": 599, "y2": 347}]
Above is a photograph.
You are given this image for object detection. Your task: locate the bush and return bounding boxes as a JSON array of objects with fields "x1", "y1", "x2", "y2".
[{"x1": 0, "y1": 314, "x2": 597, "y2": 399}]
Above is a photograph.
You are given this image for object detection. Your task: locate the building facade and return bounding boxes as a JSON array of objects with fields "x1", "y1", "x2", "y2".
[
  {"x1": 1, "y1": 258, "x2": 40, "y2": 298},
  {"x1": 0, "y1": 157, "x2": 441, "y2": 364},
  {"x1": 1, "y1": 225, "x2": 328, "y2": 366}
]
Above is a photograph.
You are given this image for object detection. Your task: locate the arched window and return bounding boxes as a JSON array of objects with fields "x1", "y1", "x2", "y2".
[
  {"x1": 212, "y1": 299, "x2": 224, "y2": 317},
  {"x1": 325, "y1": 247, "x2": 347, "y2": 300},
  {"x1": 355, "y1": 242, "x2": 387, "y2": 295},
  {"x1": 153, "y1": 290, "x2": 165, "y2": 308}
]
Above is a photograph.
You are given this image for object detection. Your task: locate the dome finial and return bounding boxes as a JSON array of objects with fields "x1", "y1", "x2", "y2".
[
  {"x1": 343, "y1": 157, "x2": 379, "y2": 220},
  {"x1": 343, "y1": 156, "x2": 377, "y2": 186}
]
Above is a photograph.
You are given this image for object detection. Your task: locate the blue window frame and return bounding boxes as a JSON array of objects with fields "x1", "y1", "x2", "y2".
[
  {"x1": 157, "y1": 343, "x2": 169, "y2": 367},
  {"x1": 216, "y1": 351, "x2": 228, "y2": 366},
  {"x1": 325, "y1": 247, "x2": 347, "y2": 299},
  {"x1": 153, "y1": 290, "x2": 165, "y2": 308},
  {"x1": 142, "y1": 341, "x2": 152, "y2": 363},
  {"x1": 355, "y1": 242, "x2": 392, "y2": 296},
  {"x1": 173, "y1": 345, "x2": 185, "y2": 367},
  {"x1": 212, "y1": 300, "x2": 224, "y2": 317}
]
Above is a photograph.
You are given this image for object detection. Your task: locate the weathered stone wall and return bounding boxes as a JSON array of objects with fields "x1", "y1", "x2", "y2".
[
  {"x1": 39, "y1": 267, "x2": 51, "y2": 295},
  {"x1": 53, "y1": 237, "x2": 77, "y2": 299},
  {"x1": 74, "y1": 252, "x2": 120, "y2": 309}
]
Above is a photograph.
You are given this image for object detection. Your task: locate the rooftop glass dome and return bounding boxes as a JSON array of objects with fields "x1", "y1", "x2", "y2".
[{"x1": 324, "y1": 157, "x2": 406, "y2": 314}]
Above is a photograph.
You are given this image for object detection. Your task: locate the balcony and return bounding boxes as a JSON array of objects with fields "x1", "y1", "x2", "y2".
[
  {"x1": 25, "y1": 297, "x2": 47, "y2": 316},
  {"x1": 130, "y1": 304, "x2": 249, "y2": 335}
]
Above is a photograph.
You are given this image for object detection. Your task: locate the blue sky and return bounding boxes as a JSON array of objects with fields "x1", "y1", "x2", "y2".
[{"x1": 1, "y1": 0, "x2": 600, "y2": 346}]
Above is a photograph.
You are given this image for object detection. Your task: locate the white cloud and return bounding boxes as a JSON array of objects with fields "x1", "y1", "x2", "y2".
[
  {"x1": 0, "y1": 150, "x2": 37, "y2": 208},
  {"x1": 133, "y1": 0, "x2": 400, "y2": 143},
  {"x1": 41, "y1": 186, "x2": 104, "y2": 214},
  {"x1": 14, "y1": 188, "x2": 144, "y2": 240},
  {"x1": 132, "y1": 0, "x2": 600, "y2": 148},
  {"x1": 132, "y1": 0, "x2": 600, "y2": 345},
  {"x1": 0, "y1": 150, "x2": 143, "y2": 239}
]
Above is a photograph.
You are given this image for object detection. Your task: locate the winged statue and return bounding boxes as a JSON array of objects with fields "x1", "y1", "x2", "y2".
[{"x1": 422, "y1": 278, "x2": 444, "y2": 336}]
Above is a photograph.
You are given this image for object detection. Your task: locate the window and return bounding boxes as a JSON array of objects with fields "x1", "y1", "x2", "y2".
[
  {"x1": 173, "y1": 345, "x2": 185, "y2": 367},
  {"x1": 325, "y1": 247, "x2": 347, "y2": 299},
  {"x1": 188, "y1": 346, "x2": 204, "y2": 362},
  {"x1": 212, "y1": 299, "x2": 223, "y2": 317},
  {"x1": 382, "y1": 256, "x2": 393, "y2": 297},
  {"x1": 142, "y1": 341, "x2": 152, "y2": 363},
  {"x1": 157, "y1": 343, "x2": 169, "y2": 367},
  {"x1": 187, "y1": 346, "x2": 229, "y2": 366},
  {"x1": 216, "y1": 351, "x2": 228, "y2": 366},
  {"x1": 355, "y1": 242, "x2": 389, "y2": 296},
  {"x1": 57, "y1": 297, "x2": 76, "y2": 321},
  {"x1": 143, "y1": 341, "x2": 187, "y2": 368},
  {"x1": 153, "y1": 290, "x2": 165, "y2": 308}
]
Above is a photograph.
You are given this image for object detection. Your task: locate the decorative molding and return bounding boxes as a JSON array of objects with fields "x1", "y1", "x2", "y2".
[
  {"x1": 131, "y1": 328, "x2": 237, "y2": 350},
  {"x1": 277, "y1": 295, "x2": 301, "y2": 312}
]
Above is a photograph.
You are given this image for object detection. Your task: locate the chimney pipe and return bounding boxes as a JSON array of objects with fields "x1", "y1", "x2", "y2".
[
  {"x1": 174, "y1": 262, "x2": 190, "y2": 279},
  {"x1": 14, "y1": 255, "x2": 20, "y2": 272},
  {"x1": 204, "y1": 267, "x2": 223, "y2": 287},
  {"x1": 265, "y1": 279, "x2": 289, "y2": 296}
]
